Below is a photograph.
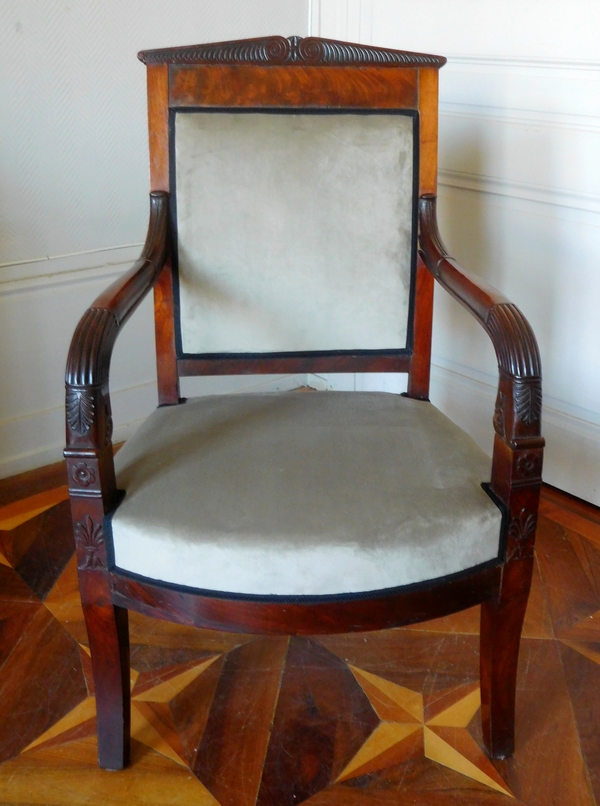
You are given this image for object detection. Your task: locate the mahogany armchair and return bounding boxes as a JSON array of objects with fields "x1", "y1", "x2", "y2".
[{"x1": 64, "y1": 36, "x2": 544, "y2": 773}]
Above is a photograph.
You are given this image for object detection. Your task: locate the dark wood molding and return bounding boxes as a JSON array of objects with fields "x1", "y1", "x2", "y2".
[
  {"x1": 418, "y1": 195, "x2": 541, "y2": 380},
  {"x1": 178, "y1": 353, "x2": 411, "y2": 377},
  {"x1": 111, "y1": 564, "x2": 500, "y2": 636},
  {"x1": 65, "y1": 191, "x2": 169, "y2": 451},
  {"x1": 138, "y1": 35, "x2": 446, "y2": 68},
  {"x1": 418, "y1": 194, "x2": 544, "y2": 448}
]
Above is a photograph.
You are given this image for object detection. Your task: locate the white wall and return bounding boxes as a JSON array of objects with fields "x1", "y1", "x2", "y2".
[
  {"x1": 312, "y1": 0, "x2": 600, "y2": 505},
  {"x1": 3, "y1": 1, "x2": 600, "y2": 507},
  {"x1": 0, "y1": 1, "x2": 308, "y2": 478}
]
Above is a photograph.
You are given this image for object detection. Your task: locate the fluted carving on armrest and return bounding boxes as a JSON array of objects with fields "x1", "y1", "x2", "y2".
[
  {"x1": 485, "y1": 304, "x2": 541, "y2": 381},
  {"x1": 66, "y1": 308, "x2": 119, "y2": 390}
]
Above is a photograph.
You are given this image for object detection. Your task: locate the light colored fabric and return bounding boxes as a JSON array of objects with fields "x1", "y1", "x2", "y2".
[
  {"x1": 111, "y1": 392, "x2": 502, "y2": 596},
  {"x1": 175, "y1": 112, "x2": 415, "y2": 354}
]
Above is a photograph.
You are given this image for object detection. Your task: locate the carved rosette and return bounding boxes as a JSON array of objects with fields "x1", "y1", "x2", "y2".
[
  {"x1": 507, "y1": 508, "x2": 537, "y2": 562},
  {"x1": 71, "y1": 462, "x2": 97, "y2": 488},
  {"x1": 66, "y1": 389, "x2": 95, "y2": 435},
  {"x1": 515, "y1": 452, "x2": 542, "y2": 480},
  {"x1": 138, "y1": 35, "x2": 446, "y2": 67},
  {"x1": 74, "y1": 515, "x2": 105, "y2": 570}
]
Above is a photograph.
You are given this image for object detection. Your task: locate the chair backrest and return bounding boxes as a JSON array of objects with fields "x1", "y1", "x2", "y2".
[{"x1": 138, "y1": 36, "x2": 446, "y2": 404}]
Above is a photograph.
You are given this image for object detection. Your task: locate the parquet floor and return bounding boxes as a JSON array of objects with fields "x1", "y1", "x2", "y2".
[{"x1": 1, "y1": 463, "x2": 600, "y2": 805}]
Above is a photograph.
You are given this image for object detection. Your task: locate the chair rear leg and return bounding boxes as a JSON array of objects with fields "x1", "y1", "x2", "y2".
[
  {"x1": 80, "y1": 572, "x2": 131, "y2": 770},
  {"x1": 480, "y1": 557, "x2": 533, "y2": 759}
]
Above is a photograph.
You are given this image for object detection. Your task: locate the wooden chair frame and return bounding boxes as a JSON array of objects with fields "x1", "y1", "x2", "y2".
[{"x1": 64, "y1": 36, "x2": 544, "y2": 771}]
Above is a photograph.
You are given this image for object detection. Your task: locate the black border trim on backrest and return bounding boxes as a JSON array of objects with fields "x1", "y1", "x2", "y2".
[{"x1": 168, "y1": 107, "x2": 420, "y2": 369}]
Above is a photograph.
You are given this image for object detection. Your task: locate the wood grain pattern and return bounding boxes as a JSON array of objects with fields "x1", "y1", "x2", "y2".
[
  {"x1": 111, "y1": 563, "x2": 501, "y2": 636},
  {"x1": 170, "y1": 65, "x2": 418, "y2": 108},
  {"x1": 558, "y1": 642, "x2": 600, "y2": 803},
  {"x1": 535, "y1": 515, "x2": 600, "y2": 636},
  {"x1": 417, "y1": 68, "x2": 439, "y2": 196},
  {"x1": 0, "y1": 604, "x2": 87, "y2": 763},
  {"x1": 193, "y1": 637, "x2": 288, "y2": 806},
  {"x1": 11, "y1": 500, "x2": 74, "y2": 600},
  {"x1": 154, "y1": 259, "x2": 180, "y2": 405},
  {"x1": 406, "y1": 258, "x2": 434, "y2": 399},
  {"x1": 178, "y1": 353, "x2": 411, "y2": 377},
  {"x1": 0, "y1": 459, "x2": 67, "y2": 509},
  {"x1": 147, "y1": 65, "x2": 169, "y2": 192},
  {"x1": 257, "y1": 638, "x2": 379, "y2": 804}
]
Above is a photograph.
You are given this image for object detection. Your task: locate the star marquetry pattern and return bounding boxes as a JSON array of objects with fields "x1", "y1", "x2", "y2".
[
  {"x1": 23, "y1": 651, "x2": 220, "y2": 765},
  {"x1": 339, "y1": 666, "x2": 513, "y2": 796}
]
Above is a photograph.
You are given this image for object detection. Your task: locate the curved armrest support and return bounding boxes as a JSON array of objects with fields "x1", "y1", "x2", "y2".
[
  {"x1": 419, "y1": 195, "x2": 544, "y2": 523},
  {"x1": 65, "y1": 192, "x2": 169, "y2": 501},
  {"x1": 419, "y1": 194, "x2": 542, "y2": 447}
]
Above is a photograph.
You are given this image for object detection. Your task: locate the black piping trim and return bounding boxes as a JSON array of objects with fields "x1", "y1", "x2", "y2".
[
  {"x1": 482, "y1": 481, "x2": 510, "y2": 562},
  {"x1": 103, "y1": 501, "x2": 504, "y2": 605},
  {"x1": 108, "y1": 557, "x2": 502, "y2": 604},
  {"x1": 168, "y1": 106, "x2": 420, "y2": 366},
  {"x1": 177, "y1": 347, "x2": 411, "y2": 363}
]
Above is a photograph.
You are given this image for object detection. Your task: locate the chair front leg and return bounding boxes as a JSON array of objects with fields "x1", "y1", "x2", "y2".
[
  {"x1": 480, "y1": 555, "x2": 534, "y2": 759},
  {"x1": 72, "y1": 501, "x2": 131, "y2": 770}
]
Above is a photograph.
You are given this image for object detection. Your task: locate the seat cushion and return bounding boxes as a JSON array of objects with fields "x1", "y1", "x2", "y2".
[{"x1": 110, "y1": 392, "x2": 502, "y2": 597}]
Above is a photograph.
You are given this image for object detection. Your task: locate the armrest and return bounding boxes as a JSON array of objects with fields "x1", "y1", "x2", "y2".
[
  {"x1": 65, "y1": 192, "x2": 169, "y2": 505},
  {"x1": 419, "y1": 194, "x2": 542, "y2": 446},
  {"x1": 66, "y1": 191, "x2": 168, "y2": 394},
  {"x1": 419, "y1": 194, "x2": 543, "y2": 517}
]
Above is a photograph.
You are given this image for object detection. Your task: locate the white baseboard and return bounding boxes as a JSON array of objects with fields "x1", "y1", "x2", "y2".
[
  {"x1": 5, "y1": 360, "x2": 599, "y2": 507},
  {"x1": 431, "y1": 359, "x2": 600, "y2": 507},
  {"x1": 0, "y1": 374, "x2": 311, "y2": 480}
]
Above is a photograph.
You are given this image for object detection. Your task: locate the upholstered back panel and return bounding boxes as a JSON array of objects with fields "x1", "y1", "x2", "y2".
[{"x1": 173, "y1": 110, "x2": 417, "y2": 356}]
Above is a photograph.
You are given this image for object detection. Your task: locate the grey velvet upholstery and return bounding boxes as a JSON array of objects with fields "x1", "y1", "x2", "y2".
[
  {"x1": 110, "y1": 392, "x2": 502, "y2": 596},
  {"x1": 174, "y1": 112, "x2": 416, "y2": 355}
]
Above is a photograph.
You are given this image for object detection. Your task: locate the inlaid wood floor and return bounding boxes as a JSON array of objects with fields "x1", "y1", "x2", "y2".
[{"x1": 1, "y1": 463, "x2": 599, "y2": 804}]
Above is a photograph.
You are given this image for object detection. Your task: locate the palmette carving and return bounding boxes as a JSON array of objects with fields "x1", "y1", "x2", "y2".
[
  {"x1": 493, "y1": 391, "x2": 506, "y2": 438},
  {"x1": 507, "y1": 508, "x2": 537, "y2": 561},
  {"x1": 75, "y1": 516, "x2": 105, "y2": 570},
  {"x1": 66, "y1": 389, "x2": 95, "y2": 435},
  {"x1": 138, "y1": 35, "x2": 446, "y2": 67},
  {"x1": 514, "y1": 381, "x2": 542, "y2": 426}
]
